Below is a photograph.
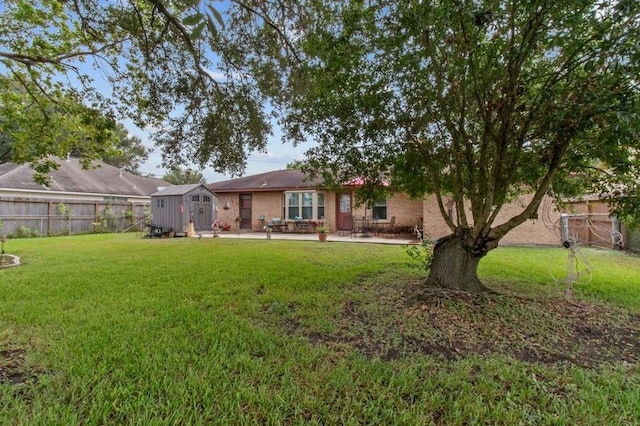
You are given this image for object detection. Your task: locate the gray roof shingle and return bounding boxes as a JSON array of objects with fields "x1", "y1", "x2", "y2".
[
  {"x1": 208, "y1": 169, "x2": 324, "y2": 192},
  {"x1": 0, "y1": 158, "x2": 169, "y2": 196}
]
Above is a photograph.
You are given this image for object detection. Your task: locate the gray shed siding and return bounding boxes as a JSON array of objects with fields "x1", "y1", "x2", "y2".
[
  {"x1": 151, "y1": 185, "x2": 217, "y2": 234},
  {"x1": 151, "y1": 196, "x2": 182, "y2": 233}
]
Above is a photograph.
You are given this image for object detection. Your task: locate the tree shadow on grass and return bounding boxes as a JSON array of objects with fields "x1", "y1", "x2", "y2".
[{"x1": 265, "y1": 279, "x2": 640, "y2": 368}]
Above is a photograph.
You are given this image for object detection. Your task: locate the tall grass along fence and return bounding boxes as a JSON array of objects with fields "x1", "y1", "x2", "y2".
[{"x1": 0, "y1": 199, "x2": 149, "y2": 237}]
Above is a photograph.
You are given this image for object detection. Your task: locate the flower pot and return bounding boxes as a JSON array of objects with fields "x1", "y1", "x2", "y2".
[{"x1": 318, "y1": 233, "x2": 328, "y2": 242}]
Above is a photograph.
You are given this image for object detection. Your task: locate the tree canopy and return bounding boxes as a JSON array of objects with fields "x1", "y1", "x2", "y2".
[
  {"x1": 0, "y1": 0, "x2": 271, "y2": 177},
  {"x1": 0, "y1": 82, "x2": 149, "y2": 180},
  {"x1": 0, "y1": 81, "x2": 121, "y2": 182},
  {"x1": 100, "y1": 124, "x2": 149, "y2": 174}
]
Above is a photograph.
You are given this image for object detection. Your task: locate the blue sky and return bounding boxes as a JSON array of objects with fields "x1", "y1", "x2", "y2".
[{"x1": 128, "y1": 117, "x2": 313, "y2": 184}]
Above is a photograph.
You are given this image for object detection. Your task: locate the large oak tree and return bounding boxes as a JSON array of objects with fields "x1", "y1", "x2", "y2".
[{"x1": 223, "y1": 0, "x2": 640, "y2": 290}]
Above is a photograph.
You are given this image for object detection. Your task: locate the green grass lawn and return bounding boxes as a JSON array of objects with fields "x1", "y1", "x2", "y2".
[{"x1": 1, "y1": 234, "x2": 639, "y2": 424}]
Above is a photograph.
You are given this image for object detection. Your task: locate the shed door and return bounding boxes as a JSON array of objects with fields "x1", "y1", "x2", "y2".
[
  {"x1": 239, "y1": 194, "x2": 252, "y2": 229},
  {"x1": 195, "y1": 196, "x2": 213, "y2": 233}
]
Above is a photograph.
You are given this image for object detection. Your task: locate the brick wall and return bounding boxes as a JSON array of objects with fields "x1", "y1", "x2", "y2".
[
  {"x1": 252, "y1": 192, "x2": 285, "y2": 230},
  {"x1": 388, "y1": 193, "x2": 424, "y2": 229},
  {"x1": 496, "y1": 194, "x2": 561, "y2": 245},
  {"x1": 422, "y1": 193, "x2": 562, "y2": 246},
  {"x1": 215, "y1": 191, "x2": 338, "y2": 231},
  {"x1": 351, "y1": 193, "x2": 423, "y2": 231},
  {"x1": 422, "y1": 194, "x2": 451, "y2": 240},
  {"x1": 215, "y1": 189, "x2": 563, "y2": 245}
]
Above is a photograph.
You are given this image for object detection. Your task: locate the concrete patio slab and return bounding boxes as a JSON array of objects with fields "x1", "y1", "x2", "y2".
[{"x1": 197, "y1": 230, "x2": 419, "y2": 245}]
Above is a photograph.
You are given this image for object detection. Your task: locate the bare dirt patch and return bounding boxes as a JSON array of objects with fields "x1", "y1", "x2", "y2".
[
  {"x1": 0, "y1": 349, "x2": 31, "y2": 385},
  {"x1": 273, "y1": 280, "x2": 640, "y2": 367}
]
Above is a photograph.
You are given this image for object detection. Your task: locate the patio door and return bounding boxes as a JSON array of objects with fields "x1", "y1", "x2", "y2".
[
  {"x1": 239, "y1": 194, "x2": 252, "y2": 229},
  {"x1": 336, "y1": 193, "x2": 353, "y2": 231}
]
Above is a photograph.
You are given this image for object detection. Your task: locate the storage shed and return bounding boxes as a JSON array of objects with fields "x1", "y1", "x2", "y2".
[{"x1": 150, "y1": 184, "x2": 217, "y2": 235}]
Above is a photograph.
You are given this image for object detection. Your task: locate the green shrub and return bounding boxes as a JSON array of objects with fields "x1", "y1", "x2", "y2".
[
  {"x1": 403, "y1": 240, "x2": 434, "y2": 271},
  {"x1": 13, "y1": 225, "x2": 40, "y2": 238}
]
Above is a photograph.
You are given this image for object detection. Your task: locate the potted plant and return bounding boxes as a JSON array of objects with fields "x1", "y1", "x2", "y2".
[{"x1": 316, "y1": 226, "x2": 329, "y2": 242}]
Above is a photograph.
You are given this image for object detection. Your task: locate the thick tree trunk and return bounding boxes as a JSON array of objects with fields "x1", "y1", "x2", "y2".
[{"x1": 427, "y1": 234, "x2": 489, "y2": 292}]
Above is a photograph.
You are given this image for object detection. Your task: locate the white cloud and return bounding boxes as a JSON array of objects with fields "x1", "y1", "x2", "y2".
[{"x1": 204, "y1": 69, "x2": 228, "y2": 82}]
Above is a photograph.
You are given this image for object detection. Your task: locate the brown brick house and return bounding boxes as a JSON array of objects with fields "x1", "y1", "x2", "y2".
[{"x1": 208, "y1": 169, "x2": 562, "y2": 245}]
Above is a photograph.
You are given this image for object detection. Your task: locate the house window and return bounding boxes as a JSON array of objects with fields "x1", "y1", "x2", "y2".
[
  {"x1": 371, "y1": 199, "x2": 387, "y2": 220},
  {"x1": 284, "y1": 191, "x2": 325, "y2": 220},
  {"x1": 156, "y1": 198, "x2": 165, "y2": 209},
  {"x1": 191, "y1": 195, "x2": 200, "y2": 202},
  {"x1": 203, "y1": 195, "x2": 211, "y2": 203}
]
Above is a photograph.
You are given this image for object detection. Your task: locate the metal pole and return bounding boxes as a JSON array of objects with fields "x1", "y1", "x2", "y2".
[
  {"x1": 565, "y1": 248, "x2": 576, "y2": 302},
  {"x1": 0, "y1": 235, "x2": 6, "y2": 265}
]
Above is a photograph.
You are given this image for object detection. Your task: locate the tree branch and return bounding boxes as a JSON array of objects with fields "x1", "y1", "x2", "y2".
[
  {"x1": 146, "y1": 0, "x2": 220, "y2": 90},
  {"x1": 489, "y1": 140, "x2": 566, "y2": 240},
  {"x1": 6, "y1": 66, "x2": 54, "y2": 121},
  {"x1": 231, "y1": 0, "x2": 303, "y2": 65},
  {"x1": 0, "y1": 38, "x2": 125, "y2": 71}
]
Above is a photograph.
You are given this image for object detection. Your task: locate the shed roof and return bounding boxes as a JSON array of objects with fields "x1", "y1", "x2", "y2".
[
  {"x1": 208, "y1": 169, "x2": 324, "y2": 192},
  {"x1": 151, "y1": 184, "x2": 215, "y2": 197},
  {"x1": 0, "y1": 158, "x2": 169, "y2": 196}
]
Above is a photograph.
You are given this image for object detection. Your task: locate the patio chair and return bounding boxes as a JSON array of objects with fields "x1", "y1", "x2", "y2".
[
  {"x1": 350, "y1": 217, "x2": 364, "y2": 238},
  {"x1": 383, "y1": 216, "x2": 396, "y2": 236},
  {"x1": 268, "y1": 217, "x2": 284, "y2": 231}
]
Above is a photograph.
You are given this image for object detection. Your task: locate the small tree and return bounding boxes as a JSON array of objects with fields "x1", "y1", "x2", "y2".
[
  {"x1": 162, "y1": 166, "x2": 206, "y2": 185},
  {"x1": 57, "y1": 202, "x2": 73, "y2": 236},
  {"x1": 82, "y1": 123, "x2": 150, "y2": 175}
]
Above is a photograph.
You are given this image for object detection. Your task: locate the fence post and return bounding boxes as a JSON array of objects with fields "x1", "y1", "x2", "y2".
[
  {"x1": 612, "y1": 216, "x2": 622, "y2": 250},
  {"x1": 560, "y1": 214, "x2": 569, "y2": 244}
]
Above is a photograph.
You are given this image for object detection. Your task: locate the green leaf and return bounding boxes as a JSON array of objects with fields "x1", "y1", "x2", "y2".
[
  {"x1": 181, "y1": 0, "x2": 202, "y2": 7},
  {"x1": 206, "y1": 15, "x2": 219, "y2": 41},
  {"x1": 191, "y1": 22, "x2": 207, "y2": 40},
  {"x1": 182, "y1": 13, "x2": 203, "y2": 27},
  {"x1": 207, "y1": 4, "x2": 225, "y2": 29}
]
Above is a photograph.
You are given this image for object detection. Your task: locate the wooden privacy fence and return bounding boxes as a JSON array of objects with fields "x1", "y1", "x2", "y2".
[{"x1": 0, "y1": 199, "x2": 150, "y2": 237}]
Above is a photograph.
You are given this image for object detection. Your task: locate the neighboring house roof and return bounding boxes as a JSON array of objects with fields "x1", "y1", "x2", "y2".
[
  {"x1": 208, "y1": 169, "x2": 324, "y2": 192},
  {"x1": 0, "y1": 158, "x2": 169, "y2": 197},
  {"x1": 152, "y1": 184, "x2": 215, "y2": 197}
]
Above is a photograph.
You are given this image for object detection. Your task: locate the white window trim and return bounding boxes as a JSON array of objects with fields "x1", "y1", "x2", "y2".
[{"x1": 283, "y1": 190, "x2": 326, "y2": 220}]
